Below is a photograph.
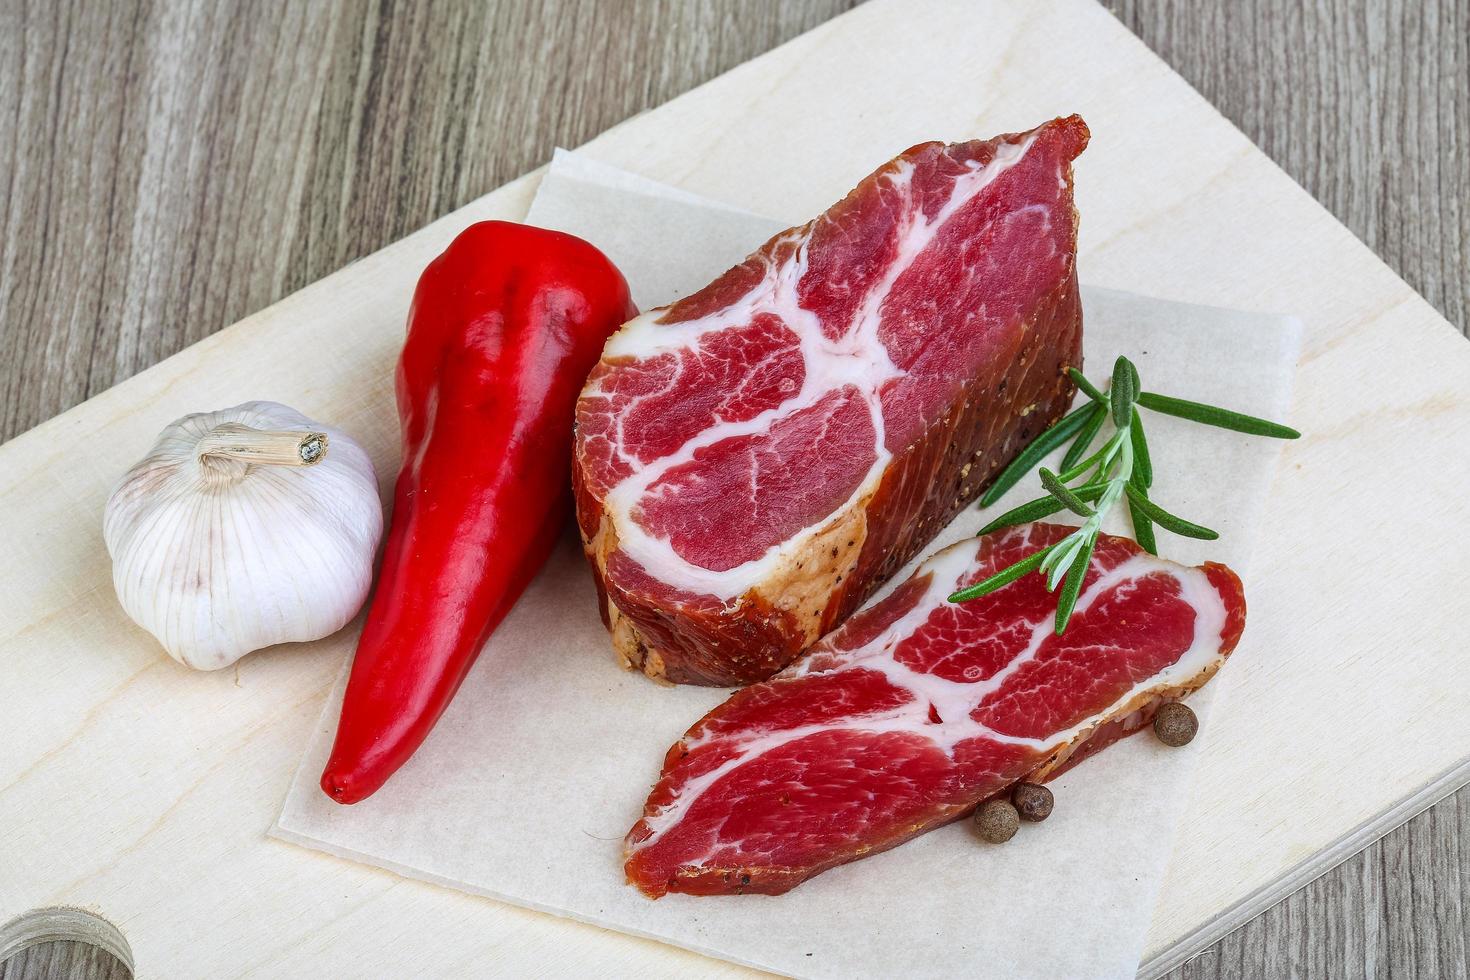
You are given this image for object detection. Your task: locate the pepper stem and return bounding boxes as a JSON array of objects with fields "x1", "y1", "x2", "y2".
[{"x1": 197, "y1": 423, "x2": 328, "y2": 468}]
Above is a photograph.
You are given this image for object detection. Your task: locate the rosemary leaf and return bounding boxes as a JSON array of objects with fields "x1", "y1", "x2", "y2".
[
  {"x1": 977, "y1": 496, "x2": 1065, "y2": 536},
  {"x1": 1130, "y1": 407, "x2": 1153, "y2": 488},
  {"x1": 1067, "y1": 367, "x2": 1107, "y2": 405},
  {"x1": 1127, "y1": 476, "x2": 1158, "y2": 555},
  {"x1": 1059, "y1": 403, "x2": 1108, "y2": 472},
  {"x1": 1128, "y1": 499, "x2": 1158, "y2": 554},
  {"x1": 1040, "y1": 468, "x2": 1096, "y2": 518},
  {"x1": 1136, "y1": 391, "x2": 1300, "y2": 439},
  {"x1": 1054, "y1": 535, "x2": 1096, "y2": 634},
  {"x1": 979, "y1": 404, "x2": 1094, "y2": 507},
  {"x1": 948, "y1": 544, "x2": 1057, "y2": 603},
  {"x1": 1043, "y1": 533, "x2": 1085, "y2": 590},
  {"x1": 977, "y1": 484, "x2": 1108, "y2": 536},
  {"x1": 1123, "y1": 357, "x2": 1141, "y2": 393},
  {"x1": 1110, "y1": 355, "x2": 1138, "y2": 429},
  {"x1": 1124, "y1": 484, "x2": 1220, "y2": 540}
]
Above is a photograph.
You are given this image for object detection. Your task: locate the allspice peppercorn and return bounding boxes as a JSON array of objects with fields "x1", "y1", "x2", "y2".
[
  {"x1": 974, "y1": 799, "x2": 1020, "y2": 843},
  {"x1": 1153, "y1": 701, "x2": 1198, "y2": 746},
  {"x1": 1011, "y1": 782, "x2": 1054, "y2": 822}
]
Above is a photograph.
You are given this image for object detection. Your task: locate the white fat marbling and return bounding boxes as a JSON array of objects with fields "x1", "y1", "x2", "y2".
[
  {"x1": 630, "y1": 531, "x2": 1232, "y2": 852},
  {"x1": 598, "y1": 135, "x2": 1038, "y2": 601}
]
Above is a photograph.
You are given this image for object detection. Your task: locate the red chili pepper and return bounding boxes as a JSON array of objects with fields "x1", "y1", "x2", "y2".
[{"x1": 321, "y1": 220, "x2": 636, "y2": 804}]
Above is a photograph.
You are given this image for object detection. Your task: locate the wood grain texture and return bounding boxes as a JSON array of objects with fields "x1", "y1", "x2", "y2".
[
  {"x1": 1107, "y1": 0, "x2": 1469, "y2": 337},
  {"x1": 0, "y1": 0, "x2": 1466, "y2": 978},
  {"x1": 0, "y1": 0, "x2": 859, "y2": 441},
  {"x1": 1171, "y1": 793, "x2": 1470, "y2": 980},
  {"x1": 1096, "y1": 7, "x2": 1470, "y2": 978},
  {"x1": 0, "y1": 942, "x2": 130, "y2": 980}
]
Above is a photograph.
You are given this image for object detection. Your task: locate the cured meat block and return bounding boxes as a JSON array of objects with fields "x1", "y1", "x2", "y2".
[
  {"x1": 624, "y1": 523, "x2": 1246, "y2": 897},
  {"x1": 574, "y1": 116, "x2": 1091, "y2": 686}
]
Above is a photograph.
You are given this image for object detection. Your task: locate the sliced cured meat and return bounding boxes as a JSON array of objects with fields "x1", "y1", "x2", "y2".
[
  {"x1": 574, "y1": 116, "x2": 1090, "y2": 686},
  {"x1": 624, "y1": 523, "x2": 1246, "y2": 897}
]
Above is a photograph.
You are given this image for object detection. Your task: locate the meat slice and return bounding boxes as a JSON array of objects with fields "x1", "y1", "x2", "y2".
[
  {"x1": 624, "y1": 523, "x2": 1246, "y2": 898},
  {"x1": 574, "y1": 116, "x2": 1090, "y2": 686}
]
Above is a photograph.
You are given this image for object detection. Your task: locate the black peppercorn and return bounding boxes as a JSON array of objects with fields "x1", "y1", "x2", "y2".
[
  {"x1": 1153, "y1": 701, "x2": 1198, "y2": 746},
  {"x1": 974, "y1": 799, "x2": 1020, "y2": 843},
  {"x1": 1011, "y1": 782, "x2": 1054, "y2": 822}
]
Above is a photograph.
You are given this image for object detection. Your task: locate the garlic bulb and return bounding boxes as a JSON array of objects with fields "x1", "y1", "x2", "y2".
[{"x1": 104, "y1": 401, "x2": 384, "y2": 670}]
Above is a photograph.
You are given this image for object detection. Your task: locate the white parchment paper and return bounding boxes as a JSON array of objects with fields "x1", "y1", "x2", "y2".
[{"x1": 273, "y1": 150, "x2": 1302, "y2": 980}]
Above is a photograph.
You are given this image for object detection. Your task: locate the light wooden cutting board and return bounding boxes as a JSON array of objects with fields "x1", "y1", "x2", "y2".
[{"x1": 3, "y1": 1, "x2": 1467, "y2": 977}]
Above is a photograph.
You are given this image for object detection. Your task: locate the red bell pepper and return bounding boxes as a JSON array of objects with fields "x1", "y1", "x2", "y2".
[{"x1": 321, "y1": 220, "x2": 635, "y2": 804}]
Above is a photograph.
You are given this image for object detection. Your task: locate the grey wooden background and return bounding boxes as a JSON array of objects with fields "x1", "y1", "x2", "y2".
[{"x1": 1, "y1": 1, "x2": 1466, "y2": 978}]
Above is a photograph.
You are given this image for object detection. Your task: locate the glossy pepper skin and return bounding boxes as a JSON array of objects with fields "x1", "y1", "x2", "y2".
[{"x1": 321, "y1": 221, "x2": 636, "y2": 804}]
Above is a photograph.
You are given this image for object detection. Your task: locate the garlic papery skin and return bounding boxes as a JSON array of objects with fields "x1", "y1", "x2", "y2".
[{"x1": 103, "y1": 401, "x2": 384, "y2": 671}]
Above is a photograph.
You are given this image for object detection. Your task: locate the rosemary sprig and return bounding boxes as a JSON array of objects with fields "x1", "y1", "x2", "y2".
[{"x1": 951, "y1": 355, "x2": 1298, "y2": 633}]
